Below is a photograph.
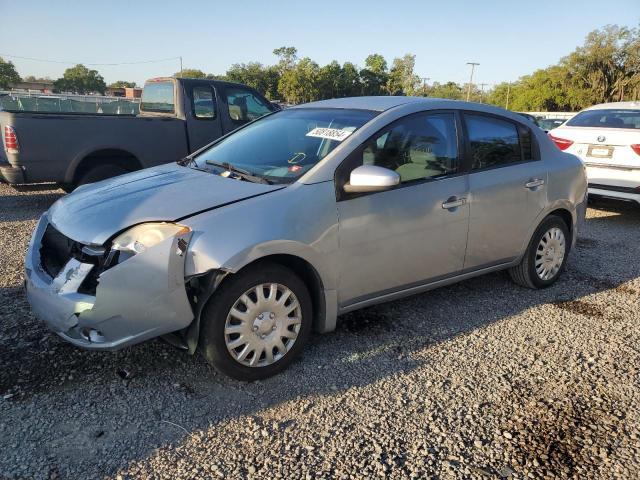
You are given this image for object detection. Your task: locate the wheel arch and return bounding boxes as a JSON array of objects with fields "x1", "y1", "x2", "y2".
[
  {"x1": 516, "y1": 201, "x2": 577, "y2": 264},
  {"x1": 547, "y1": 207, "x2": 574, "y2": 238},
  {"x1": 65, "y1": 148, "x2": 142, "y2": 184},
  {"x1": 220, "y1": 253, "x2": 331, "y2": 334}
]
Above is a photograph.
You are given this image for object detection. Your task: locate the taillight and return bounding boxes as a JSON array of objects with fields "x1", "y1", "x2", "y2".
[
  {"x1": 4, "y1": 126, "x2": 19, "y2": 154},
  {"x1": 631, "y1": 144, "x2": 640, "y2": 156},
  {"x1": 548, "y1": 133, "x2": 574, "y2": 151}
]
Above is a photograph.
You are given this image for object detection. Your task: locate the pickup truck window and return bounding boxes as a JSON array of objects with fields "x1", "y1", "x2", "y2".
[
  {"x1": 193, "y1": 86, "x2": 216, "y2": 119},
  {"x1": 140, "y1": 81, "x2": 175, "y2": 113},
  {"x1": 226, "y1": 87, "x2": 273, "y2": 125}
]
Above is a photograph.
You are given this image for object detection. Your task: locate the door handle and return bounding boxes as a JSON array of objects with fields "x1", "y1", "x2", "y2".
[
  {"x1": 525, "y1": 178, "x2": 545, "y2": 189},
  {"x1": 442, "y1": 197, "x2": 466, "y2": 210}
]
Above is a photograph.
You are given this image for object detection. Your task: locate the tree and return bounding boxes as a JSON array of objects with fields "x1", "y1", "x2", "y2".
[
  {"x1": 318, "y1": 60, "x2": 343, "y2": 99},
  {"x1": 0, "y1": 57, "x2": 21, "y2": 89},
  {"x1": 341, "y1": 62, "x2": 362, "y2": 97},
  {"x1": 562, "y1": 24, "x2": 639, "y2": 105},
  {"x1": 484, "y1": 24, "x2": 640, "y2": 111},
  {"x1": 386, "y1": 54, "x2": 420, "y2": 95},
  {"x1": 273, "y1": 46, "x2": 298, "y2": 74},
  {"x1": 174, "y1": 68, "x2": 207, "y2": 79},
  {"x1": 225, "y1": 62, "x2": 280, "y2": 99},
  {"x1": 278, "y1": 57, "x2": 320, "y2": 104},
  {"x1": 53, "y1": 64, "x2": 106, "y2": 94},
  {"x1": 108, "y1": 80, "x2": 137, "y2": 88},
  {"x1": 23, "y1": 75, "x2": 52, "y2": 83},
  {"x1": 360, "y1": 54, "x2": 388, "y2": 96},
  {"x1": 426, "y1": 81, "x2": 464, "y2": 100}
]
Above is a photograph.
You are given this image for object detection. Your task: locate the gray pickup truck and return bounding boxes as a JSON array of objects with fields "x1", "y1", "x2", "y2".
[{"x1": 0, "y1": 77, "x2": 277, "y2": 189}]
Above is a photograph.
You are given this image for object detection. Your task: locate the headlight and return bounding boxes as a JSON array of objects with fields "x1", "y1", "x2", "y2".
[{"x1": 111, "y1": 222, "x2": 191, "y2": 255}]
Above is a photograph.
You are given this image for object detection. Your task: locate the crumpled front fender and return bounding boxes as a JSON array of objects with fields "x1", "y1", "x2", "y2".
[{"x1": 74, "y1": 231, "x2": 195, "y2": 349}]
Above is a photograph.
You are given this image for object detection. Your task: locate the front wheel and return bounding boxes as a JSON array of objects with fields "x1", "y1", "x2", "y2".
[
  {"x1": 199, "y1": 263, "x2": 313, "y2": 381},
  {"x1": 509, "y1": 215, "x2": 570, "y2": 289}
]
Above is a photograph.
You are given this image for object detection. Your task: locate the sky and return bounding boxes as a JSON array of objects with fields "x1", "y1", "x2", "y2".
[{"x1": 1, "y1": 0, "x2": 638, "y2": 88}]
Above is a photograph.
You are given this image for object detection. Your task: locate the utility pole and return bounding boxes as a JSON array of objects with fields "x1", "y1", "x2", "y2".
[
  {"x1": 505, "y1": 83, "x2": 511, "y2": 110},
  {"x1": 420, "y1": 77, "x2": 431, "y2": 95},
  {"x1": 179, "y1": 56, "x2": 183, "y2": 77},
  {"x1": 466, "y1": 62, "x2": 479, "y2": 101},
  {"x1": 479, "y1": 83, "x2": 488, "y2": 103}
]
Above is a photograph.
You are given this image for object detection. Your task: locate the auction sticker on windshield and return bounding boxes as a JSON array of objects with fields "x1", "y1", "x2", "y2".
[{"x1": 306, "y1": 127, "x2": 353, "y2": 142}]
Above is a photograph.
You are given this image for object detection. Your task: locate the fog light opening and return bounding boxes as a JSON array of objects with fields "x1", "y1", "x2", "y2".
[{"x1": 80, "y1": 328, "x2": 105, "y2": 343}]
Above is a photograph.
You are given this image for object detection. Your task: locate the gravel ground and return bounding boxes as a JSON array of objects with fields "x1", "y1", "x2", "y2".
[{"x1": 0, "y1": 182, "x2": 639, "y2": 479}]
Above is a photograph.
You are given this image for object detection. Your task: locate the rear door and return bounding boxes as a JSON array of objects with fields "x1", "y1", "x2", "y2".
[
  {"x1": 463, "y1": 112, "x2": 547, "y2": 270},
  {"x1": 184, "y1": 84, "x2": 223, "y2": 152}
]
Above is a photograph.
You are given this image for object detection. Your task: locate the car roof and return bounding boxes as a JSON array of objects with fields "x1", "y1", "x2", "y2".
[
  {"x1": 291, "y1": 96, "x2": 475, "y2": 112},
  {"x1": 584, "y1": 101, "x2": 640, "y2": 111}
]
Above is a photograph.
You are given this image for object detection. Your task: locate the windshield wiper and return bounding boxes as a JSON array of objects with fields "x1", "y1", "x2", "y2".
[{"x1": 205, "y1": 160, "x2": 272, "y2": 184}]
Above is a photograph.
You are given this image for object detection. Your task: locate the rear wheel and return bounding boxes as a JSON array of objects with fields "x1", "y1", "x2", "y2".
[
  {"x1": 200, "y1": 263, "x2": 313, "y2": 381},
  {"x1": 509, "y1": 215, "x2": 570, "y2": 289},
  {"x1": 76, "y1": 162, "x2": 130, "y2": 188}
]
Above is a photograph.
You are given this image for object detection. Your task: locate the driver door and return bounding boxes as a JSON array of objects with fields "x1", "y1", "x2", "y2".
[{"x1": 335, "y1": 112, "x2": 470, "y2": 305}]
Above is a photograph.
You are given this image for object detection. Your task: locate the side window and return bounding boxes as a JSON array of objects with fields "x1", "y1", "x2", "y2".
[
  {"x1": 359, "y1": 113, "x2": 458, "y2": 183},
  {"x1": 226, "y1": 88, "x2": 273, "y2": 125},
  {"x1": 193, "y1": 86, "x2": 216, "y2": 119},
  {"x1": 465, "y1": 114, "x2": 522, "y2": 169},
  {"x1": 519, "y1": 124, "x2": 534, "y2": 160}
]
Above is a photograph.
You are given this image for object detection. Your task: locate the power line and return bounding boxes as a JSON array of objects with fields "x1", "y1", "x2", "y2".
[{"x1": 0, "y1": 53, "x2": 181, "y2": 66}]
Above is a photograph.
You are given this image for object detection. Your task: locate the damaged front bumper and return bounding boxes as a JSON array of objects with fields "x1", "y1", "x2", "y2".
[{"x1": 25, "y1": 215, "x2": 194, "y2": 350}]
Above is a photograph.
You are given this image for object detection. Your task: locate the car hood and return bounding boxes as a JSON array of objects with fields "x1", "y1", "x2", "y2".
[{"x1": 48, "y1": 163, "x2": 284, "y2": 245}]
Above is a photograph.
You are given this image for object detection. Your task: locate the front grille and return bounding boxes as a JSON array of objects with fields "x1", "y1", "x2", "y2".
[
  {"x1": 39, "y1": 225, "x2": 106, "y2": 295},
  {"x1": 40, "y1": 224, "x2": 78, "y2": 278}
]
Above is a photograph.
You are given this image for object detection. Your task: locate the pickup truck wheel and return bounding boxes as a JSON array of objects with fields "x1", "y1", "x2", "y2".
[
  {"x1": 509, "y1": 215, "x2": 570, "y2": 289},
  {"x1": 76, "y1": 163, "x2": 130, "y2": 188},
  {"x1": 199, "y1": 263, "x2": 313, "y2": 381}
]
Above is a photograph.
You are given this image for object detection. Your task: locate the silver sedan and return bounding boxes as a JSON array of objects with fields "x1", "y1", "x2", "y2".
[{"x1": 25, "y1": 97, "x2": 587, "y2": 380}]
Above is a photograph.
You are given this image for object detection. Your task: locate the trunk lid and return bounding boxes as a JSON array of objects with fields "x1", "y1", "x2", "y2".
[{"x1": 553, "y1": 126, "x2": 640, "y2": 168}]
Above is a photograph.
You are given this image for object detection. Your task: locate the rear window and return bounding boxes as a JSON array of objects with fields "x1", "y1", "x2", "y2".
[
  {"x1": 141, "y1": 81, "x2": 175, "y2": 113},
  {"x1": 566, "y1": 109, "x2": 640, "y2": 129}
]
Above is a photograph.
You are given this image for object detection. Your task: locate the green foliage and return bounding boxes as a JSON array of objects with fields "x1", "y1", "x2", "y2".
[
  {"x1": 360, "y1": 54, "x2": 388, "y2": 95},
  {"x1": 108, "y1": 80, "x2": 137, "y2": 88},
  {"x1": 53, "y1": 64, "x2": 106, "y2": 94},
  {"x1": 486, "y1": 24, "x2": 640, "y2": 111},
  {"x1": 23, "y1": 75, "x2": 52, "y2": 83},
  {"x1": 174, "y1": 69, "x2": 207, "y2": 79},
  {"x1": 386, "y1": 54, "x2": 420, "y2": 95},
  {"x1": 278, "y1": 57, "x2": 320, "y2": 104},
  {"x1": 424, "y1": 81, "x2": 464, "y2": 100},
  {"x1": 0, "y1": 57, "x2": 21, "y2": 89},
  {"x1": 273, "y1": 46, "x2": 298, "y2": 74},
  {"x1": 225, "y1": 62, "x2": 279, "y2": 99}
]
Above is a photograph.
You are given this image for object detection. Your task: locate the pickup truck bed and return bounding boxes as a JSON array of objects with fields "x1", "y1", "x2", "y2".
[{"x1": 0, "y1": 78, "x2": 277, "y2": 188}]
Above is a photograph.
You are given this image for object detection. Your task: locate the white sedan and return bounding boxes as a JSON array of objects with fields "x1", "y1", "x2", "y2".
[{"x1": 549, "y1": 102, "x2": 640, "y2": 204}]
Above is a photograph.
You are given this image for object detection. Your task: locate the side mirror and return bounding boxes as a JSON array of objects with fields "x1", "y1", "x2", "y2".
[{"x1": 343, "y1": 165, "x2": 400, "y2": 193}]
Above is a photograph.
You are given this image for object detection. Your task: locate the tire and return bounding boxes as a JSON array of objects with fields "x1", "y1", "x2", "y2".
[
  {"x1": 75, "y1": 162, "x2": 130, "y2": 188},
  {"x1": 199, "y1": 262, "x2": 313, "y2": 381},
  {"x1": 509, "y1": 215, "x2": 570, "y2": 289}
]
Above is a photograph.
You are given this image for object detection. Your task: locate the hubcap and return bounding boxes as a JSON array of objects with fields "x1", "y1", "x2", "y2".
[
  {"x1": 224, "y1": 283, "x2": 302, "y2": 367},
  {"x1": 535, "y1": 227, "x2": 566, "y2": 281}
]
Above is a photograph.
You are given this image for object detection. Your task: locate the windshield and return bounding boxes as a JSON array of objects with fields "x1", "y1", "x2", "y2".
[
  {"x1": 192, "y1": 108, "x2": 377, "y2": 183},
  {"x1": 140, "y1": 81, "x2": 175, "y2": 113},
  {"x1": 566, "y1": 109, "x2": 640, "y2": 129}
]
